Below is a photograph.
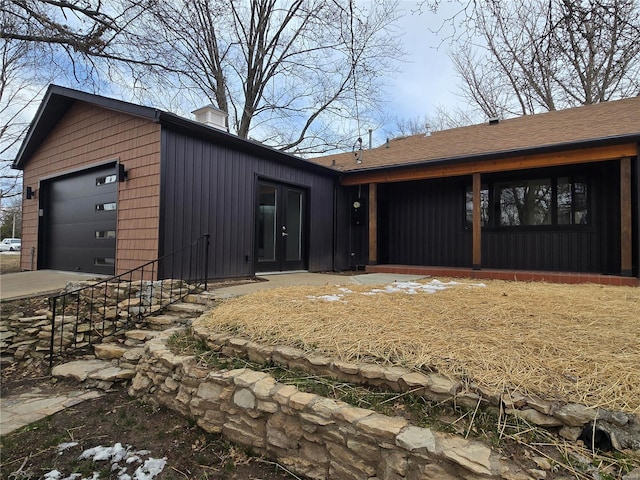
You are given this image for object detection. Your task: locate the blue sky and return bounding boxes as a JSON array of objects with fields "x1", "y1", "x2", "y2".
[
  {"x1": 2, "y1": 1, "x2": 466, "y2": 162},
  {"x1": 386, "y1": 2, "x2": 462, "y2": 120}
]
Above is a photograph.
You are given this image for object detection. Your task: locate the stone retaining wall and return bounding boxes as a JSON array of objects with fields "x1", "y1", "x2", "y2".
[
  {"x1": 130, "y1": 328, "x2": 533, "y2": 480},
  {"x1": 0, "y1": 280, "x2": 193, "y2": 363},
  {"x1": 0, "y1": 313, "x2": 51, "y2": 361},
  {"x1": 190, "y1": 321, "x2": 640, "y2": 452}
]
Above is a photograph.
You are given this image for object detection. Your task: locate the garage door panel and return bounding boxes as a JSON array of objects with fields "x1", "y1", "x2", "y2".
[
  {"x1": 49, "y1": 172, "x2": 117, "y2": 201},
  {"x1": 47, "y1": 246, "x2": 116, "y2": 273},
  {"x1": 44, "y1": 166, "x2": 117, "y2": 275},
  {"x1": 49, "y1": 203, "x2": 117, "y2": 226},
  {"x1": 49, "y1": 222, "x2": 116, "y2": 248}
]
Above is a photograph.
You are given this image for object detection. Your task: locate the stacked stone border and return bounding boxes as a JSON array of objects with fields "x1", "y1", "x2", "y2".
[
  {"x1": 189, "y1": 320, "x2": 640, "y2": 452},
  {"x1": 0, "y1": 280, "x2": 197, "y2": 364},
  {"x1": 130, "y1": 327, "x2": 534, "y2": 480}
]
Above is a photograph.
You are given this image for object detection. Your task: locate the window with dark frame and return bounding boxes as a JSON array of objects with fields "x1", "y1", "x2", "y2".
[
  {"x1": 465, "y1": 185, "x2": 489, "y2": 227},
  {"x1": 96, "y1": 174, "x2": 117, "y2": 185},
  {"x1": 465, "y1": 176, "x2": 589, "y2": 228},
  {"x1": 95, "y1": 230, "x2": 116, "y2": 239},
  {"x1": 95, "y1": 202, "x2": 117, "y2": 212},
  {"x1": 94, "y1": 257, "x2": 115, "y2": 266}
]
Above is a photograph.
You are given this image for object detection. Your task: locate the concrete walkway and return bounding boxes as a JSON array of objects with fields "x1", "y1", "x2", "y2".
[
  {"x1": 213, "y1": 272, "x2": 428, "y2": 296},
  {"x1": 0, "y1": 271, "x2": 427, "y2": 302},
  {"x1": 1, "y1": 387, "x2": 103, "y2": 435},
  {"x1": 0, "y1": 270, "x2": 108, "y2": 302}
]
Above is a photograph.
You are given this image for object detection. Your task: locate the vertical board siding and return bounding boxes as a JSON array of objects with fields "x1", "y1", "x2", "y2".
[
  {"x1": 372, "y1": 161, "x2": 620, "y2": 274},
  {"x1": 21, "y1": 102, "x2": 161, "y2": 274},
  {"x1": 480, "y1": 159, "x2": 620, "y2": 275},
  {"x1": 378, "y1": 178, "x2": 472, "y2": 267},
  {"x1": 635, "y1": 156, "x2": 640, "y2": 277},
  {"x1": 161, "y1": 129, "x2": 335, "y2": 279},
  {"x1": 482, "y1": 230, "x2": 600, "y2": 272}
]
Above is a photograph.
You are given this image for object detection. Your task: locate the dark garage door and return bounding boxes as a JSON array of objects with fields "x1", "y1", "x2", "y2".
[{"x1": 43, "y1": 166, "x2": 117, "y2": 275}]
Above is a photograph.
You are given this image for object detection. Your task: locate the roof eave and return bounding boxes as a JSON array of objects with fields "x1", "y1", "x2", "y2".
[
  {"x1": 12, "y1": 85, "x2": 338, "y2": 178},
  {"x1": 338, "y1": 133, "x2": 640, "y2": 178},
  {"x1": 12, "y1": 85, "x2": 162, "y2": 170}
]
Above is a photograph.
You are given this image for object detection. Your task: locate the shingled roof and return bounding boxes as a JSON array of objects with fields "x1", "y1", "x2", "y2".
[{"x1": 312, "y1": 97, "x2": 640, "y2": 172}]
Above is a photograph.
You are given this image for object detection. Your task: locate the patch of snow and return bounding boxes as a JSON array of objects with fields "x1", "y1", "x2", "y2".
[
  {"x1": 312, "y1": 278, "x2": 485, "y2": 300},
  {"x1": 45, "y1": 442, "x2": 167, "y2": 480},
  {"x1": 79, "y1": 443, "x2": 131, "y2": 462},
  {"x1": 133, "y1": 458, "x2": 167, "y2": 480},
  {"x1": 57, "y1": 442, "x2": 79, "y2": 455},
  {"x1": 59, "y1": 475, "x2": 82, "y2": 480},
  {"x1": 307, "y1": 294, "x2": 345, "y2": 302}
]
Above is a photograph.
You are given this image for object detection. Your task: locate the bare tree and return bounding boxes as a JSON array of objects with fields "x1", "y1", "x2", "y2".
[
  {"x1": 0, "y1": 0, "x2": 159, "y2": 66},
  {"x1": 0, "y1": 195, "x2": 21, "y2": 238},
  {"x1": 1, "y1": 43, "x2": 27, "y2": 152},
  {"x1": 140, "y1": 0, "x2": 402, "y2": 154},
  {"x1": 0, "y1": 0, "x2": 160, "y2": 201},
  {"x1": 384, "y1": 105, "x2": 476, "y2": 138},
  {"x1": 420, "y1": 0, "x2": 640, "y2": 117},
  {"x1": 0, "y1": 39, "x2": 46, "y2": 201}
]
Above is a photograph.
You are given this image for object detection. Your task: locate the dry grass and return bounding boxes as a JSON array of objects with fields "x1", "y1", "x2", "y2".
[
  {"x1": 198, "y1": 278, "x2": 640, "y2": 413},
  {"x1": 0, "y1": 253, "x2": 21, "y2": 274}
]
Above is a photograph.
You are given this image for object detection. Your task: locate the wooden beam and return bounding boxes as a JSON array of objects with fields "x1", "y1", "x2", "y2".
[
  {"x1": 342, "y1": 143, "x2": 637, "y2": 186},
  {"x1": 620, "y1": 157, "x2": 632, "y2": 276},
  {"x1": 369, "y1": 183, "x2": 377, "y2": 264},
  {"x1": 472, "y1": 173, "x2": 481, "y2": 270}
]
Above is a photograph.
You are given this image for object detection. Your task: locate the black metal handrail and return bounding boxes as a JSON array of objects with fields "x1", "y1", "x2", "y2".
[{"x1": 48, "y1": 234, "x2": 210, "y2": 367}]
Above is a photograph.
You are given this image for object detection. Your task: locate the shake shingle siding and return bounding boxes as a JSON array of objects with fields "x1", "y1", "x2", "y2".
[{"x1": 20, "y1": 102, "x2": 161, "y2": 274}]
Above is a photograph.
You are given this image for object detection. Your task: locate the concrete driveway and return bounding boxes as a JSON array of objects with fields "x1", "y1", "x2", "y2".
[{"x1": 0, "y1": 270, "x2": 108, "y2": 302}]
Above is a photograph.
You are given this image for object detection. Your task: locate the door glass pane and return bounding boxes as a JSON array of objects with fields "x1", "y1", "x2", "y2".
[
  {"x1": 286, "y1": 190, "x2": 303, "y2": 261},
  {"x1": 258, "y1": 185, "x2": 277, "y2": 262}
]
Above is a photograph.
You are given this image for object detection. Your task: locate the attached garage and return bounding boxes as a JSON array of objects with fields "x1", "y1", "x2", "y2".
[
  {"x1": 13, "y1": 85, "x2": 338, "y2": 279},
  {"x1": 40, "y1": 165, "x2": 118, "y2": 275}
]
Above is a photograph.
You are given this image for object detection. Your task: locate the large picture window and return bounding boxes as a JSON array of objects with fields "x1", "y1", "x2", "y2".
[
  {"x1": 466, "y1": 176, "x2": 589, "y2": 228},
  {"x1": 497, "y1": 179, "x2": 552, "y2": 226}
]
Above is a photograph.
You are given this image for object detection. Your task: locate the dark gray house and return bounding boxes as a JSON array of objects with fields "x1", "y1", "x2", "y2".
[{"x1": 13, "y1": 85, "x2": 640, "y2": 284}]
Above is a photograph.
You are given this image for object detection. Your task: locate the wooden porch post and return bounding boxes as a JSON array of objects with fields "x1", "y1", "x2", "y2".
[
  {"x1": 369, "y1": 182, "x2": 377, "y2": 264},
  {"x1": 472, "y1": 173, "x2": 482, "y2": 270},
  {"x1": 620, "y1": 157, "x2": 632, "y2": 277}
]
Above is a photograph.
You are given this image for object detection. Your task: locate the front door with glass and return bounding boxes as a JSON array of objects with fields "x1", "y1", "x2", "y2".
[{"x1": 256, "y1": 182, "x2": 306, "y2": 272}]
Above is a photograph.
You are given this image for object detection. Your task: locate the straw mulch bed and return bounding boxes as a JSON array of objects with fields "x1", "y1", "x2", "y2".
[{"x1": 198, "y1": 279, "x2": 640, "y2": 413}]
